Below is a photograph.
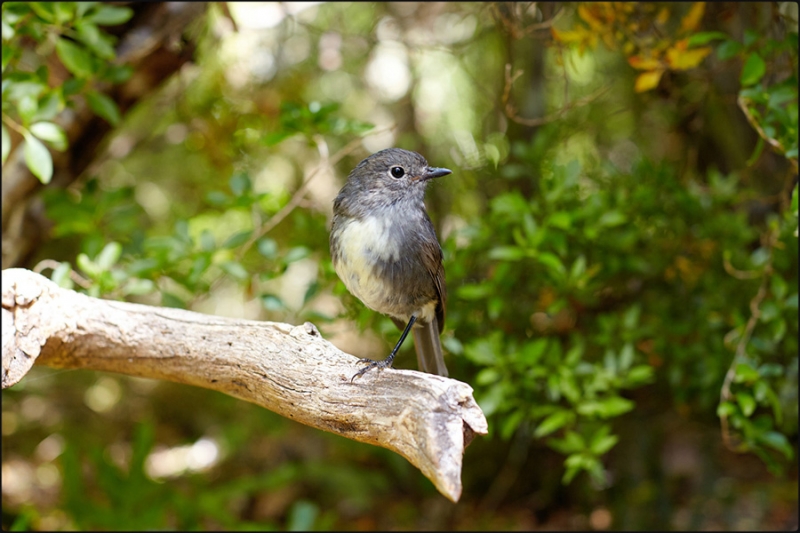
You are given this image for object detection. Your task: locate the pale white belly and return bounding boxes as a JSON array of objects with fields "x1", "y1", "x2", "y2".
[{"x1": 333, "y1": 216, "x2": 436, "y2": 323}]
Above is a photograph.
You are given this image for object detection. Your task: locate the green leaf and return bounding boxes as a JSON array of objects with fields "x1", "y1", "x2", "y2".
[
  {"x1": 220, "y1": 260, "x2": 249, "y2": 281},
  {"x1": 753, "y1": 380, "x2": 782, "y2": 424},
  {"x1": 287, "y1": 500, "x2": 318, "y2": 532},
  {"x1": 62, "y1": 77, "x2": 86, "y2": 97},
  {"x1": 745, "y1": 136, "x2": 765, "y2": 167},
  {"x1": 477, "y1": 382, "x2": 506, "y2": 417},
  {"x1": 86, "y1": 90, "x2": 121, "y2": 125},
  {"x1": 29, "y1": 122, "x2": 67, "y2": 151},
  {"x1": 548, "y1": 211, "x2": 572, "y2": 229},
  {"x1": 123, "y1": 278, "x2": 155, "y2": 296},
  {"x1": 500, "y1": 410, "x2": 525, "y2": 440},
  {"x1": 569, "y1": 255, "x2": 586, "y2": 280},
  {"x1": 547, "y1": 430, "x2": 585, "y2": 454},
  {"x1": 623, "y1": 304, "x2": 641, "y2": 329},
  {"x1": 736, "y1": 392, "x2": 756, "y2": 417},
  {"x1": 6, "y1": 80, "x2": 47, "y2": 105},
  {"x1": 23, "y1": 132, "x2": 53, "y2": 183},
  {"x1": 563, "y1": 453, "x2": 595, "y2": 484},
  {"x1": 603, "y1": 349, "x2": 617, "y2": 375},
  {"x1": 739, "y1": 86, "x2": 767, "y2": 103},
  {"x1": 456, "y1": 283, "x2": 493, "y2": 301},
  {"x1": 734, "y1": 362, "x2": 760, "y2": 384},
  {"x1": 520, "y1": 338, "x2": 550, "y2": 365},
  {"x1": 32, "y1": 91, "x2": 64, "y2": 122},
  {"x1": 598, "y1": 210, "x2": 627, "y2": 227},
  {"x1": 590, "y1": 433, "x2": 618, "y2": 455},
  {"x1": 2, "y1": 42, "x2": 15, "y2": 68},
  {"x1": 54, "y1": 2, "x2": 75, "y2": 24},
  {"x1": 206, "y1": 191, "x2": 229, "y2": 206},
  {"x1": 261, "y1": 294, "x2": 285, "y2": 311},
  {"x1": 740, "y1": 53, "x2": 766, "y2": 87},
  {"x1": 95, "y1": 242, "x2": 122, "y2": 270},
  {"x1": 77, "y1": 253, "x2": 99, "y2": 277},
  {"x1": 1, "y1": 125, "x2": 10, "y2": 165},
  {"x1": 88, "y1": 5, "x2": 134, "y2": 25},
  {"x1": 618, "y1": 343, "x2": 634, "y2": 370},
  {"x1": 222, "y1": 230, "x2": 252, "y2": 249},
  {"x1": 75, "y1": 20, "x2": 116, "y2": 59},
  {"x1": 162, "y1": 292, "x2": 186, "y2": 309},
  {"x1": 756, "y1": 431, "x2": 794, "y2": 459},
  {"x1": 475, "y1": 367, "x2": 500, "y2": 385},
  {"x1": 578, "y1": 396, "x2": 635, "y2": 418},
  {"x1": 55, "y1": 38, "x2": 94, "y2": 78},
  {"x1": 52, "y1": 261, "x2": 74, "y2": 290},
  {"x1": 442, "y1": 335, "x2": 463, "y2": 355},
  {"x1": 199, "y1": 230, "x2": 215, "y2": 252},
  {"x1": 491, "y1": 192, "x2": 529, "y2": 217},
  {"x1": 29, "y1": 2, "x2": 56, "y2": 22},
  {"x1": 625, "y1": 365, "x2": 654, "y2": 385},
  {"x1": 103, "y1": 64, "x2": 133, "y2": 84},
  {"x1": 76, "y1": 2, "x2": 99, "y2": 18},
  {"x1": 758, "y1": 363, "x2": 784, "y2": 378},
  {"x1": 717, "y1": 39, "x2": 743, "y2": 61},
  {"x1": 488, "y1": 246, "x2": 526, "y2": 261},
  {"x1": 535, "y1": 252, "x2": 566, "y2": 278},
  {"x1": 463, "y1": 332, "x2": 501, "y2": 365},
  {"x1": 188, "y1": 255, "x2": 211, "y2": 284},
  {"x1": 687, "y1": 31, "x2": 729, "y2": 47},
  {"x1": 717, "y1": 401, "x2": 737, "y2": 417},
  {"x1": 743, "y1": 29, "x2": 759, "y2": 48},
  {"x1": 284, "y1": 246, "x2": 310, "y2": 263},
  {"x1": 767, "y1": 85, "x2": 797, "y2": 109},
  {"x1": 257, "y1": 238, "x2": 278, "y2": 259},
  {"x1": 261, "y1": 131, "x2": 293, "y2": 147},
  {"x1": 229, "y1": 172, "x2": 252, "y2": 196},
  {"x1": 534, "y1": 410, "x2": 575, "y2": 438},
  {"x1": 559, "y1": 372, "x2": 581, "y2": 404}
]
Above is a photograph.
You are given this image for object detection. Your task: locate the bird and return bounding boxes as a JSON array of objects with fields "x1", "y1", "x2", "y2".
[{"x1": 329, "y1": 148, "x2": 450, "y2": 380}]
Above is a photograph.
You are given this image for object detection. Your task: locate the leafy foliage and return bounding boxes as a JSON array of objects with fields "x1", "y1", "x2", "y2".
[
  {"x1": 447, "y1": 152, "x2": 797, "y2": 484},
  {"x1": 2, "y1": 1, "x2": 132, "y2": 182}
]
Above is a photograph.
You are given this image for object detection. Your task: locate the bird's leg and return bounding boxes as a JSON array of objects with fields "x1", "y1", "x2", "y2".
[{"x1": 351, "y1": 315, "x2": 417, "y2": 381}]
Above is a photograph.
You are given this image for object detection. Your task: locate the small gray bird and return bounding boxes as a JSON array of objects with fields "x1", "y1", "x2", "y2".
[{"x1": 330, "y1": 148, "x2": 450, "y2": 379}]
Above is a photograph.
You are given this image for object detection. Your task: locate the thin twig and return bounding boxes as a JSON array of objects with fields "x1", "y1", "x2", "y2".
[
  {"x1": 523, "y1": 6, "x2": 565, "y2": 34},
  {"x1": 32, "y1": 259, "x2": 92, "y2": 289},
  {"x1": 718, "y1": 228, "x2": 777, "y2": 451},
  {"x1": 504, "y1": 73, "x2": 611, "y2": 127},
  {"x1": 501, "y1": 64, "x2": 524, "y2": 109},
  {"x1": 722, "y1": 255, "x2": 761, "y2": 280},
  {"x1": 738, "y1": 94, "x2": 798, "y2": 173}
]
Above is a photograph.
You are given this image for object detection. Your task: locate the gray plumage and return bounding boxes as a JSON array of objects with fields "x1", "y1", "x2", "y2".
[{"x1": 330, "y1": 148, "x2": 449, "y2": 378}]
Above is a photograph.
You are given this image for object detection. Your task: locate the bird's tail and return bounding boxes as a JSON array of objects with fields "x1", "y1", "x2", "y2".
[{"x1": 412, "y1": 317, "x2": 448, "y2": 377}]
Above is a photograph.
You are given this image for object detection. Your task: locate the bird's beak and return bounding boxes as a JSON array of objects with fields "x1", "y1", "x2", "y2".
[{"x1": 419, "y1": 166, "x2": 452, "y2": 182}]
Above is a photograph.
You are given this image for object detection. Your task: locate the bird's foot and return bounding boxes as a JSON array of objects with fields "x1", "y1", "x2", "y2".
[{"x1": 351, "y1": 356, "x2": 394, "y2": 382}]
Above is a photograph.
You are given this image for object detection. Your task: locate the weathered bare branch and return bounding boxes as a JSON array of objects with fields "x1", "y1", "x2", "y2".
[{"x1": 2, "y1": 268, "x2": 487, "y2": 502}]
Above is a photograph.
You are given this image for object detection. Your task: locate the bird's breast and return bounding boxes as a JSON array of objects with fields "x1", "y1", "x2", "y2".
[
  {"x1": 332, "y1": 213, "x2": 435, "y2": 322},
  {"x1": 333, "y1": 216, "x2": 399, "y2": 307}
]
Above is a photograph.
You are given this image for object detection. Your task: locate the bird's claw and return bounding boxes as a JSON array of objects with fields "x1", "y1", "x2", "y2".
[{"x1": 351, "y1": 357, "x2": 393, "y2": 382}]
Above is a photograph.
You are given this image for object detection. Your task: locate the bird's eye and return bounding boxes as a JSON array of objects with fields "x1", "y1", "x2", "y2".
[{"x1": 390, "y1": 166, "x2": 405, "y2": 179}]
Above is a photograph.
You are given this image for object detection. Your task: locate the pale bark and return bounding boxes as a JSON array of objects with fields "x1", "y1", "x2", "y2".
[{"x1": 1, "y1": 268, "x2": 487, "y2": 502}]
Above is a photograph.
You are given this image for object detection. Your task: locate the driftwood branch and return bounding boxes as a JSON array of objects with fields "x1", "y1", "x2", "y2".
[{"x1": 1, "y1": 268, "x2": 487, "y2": 502}]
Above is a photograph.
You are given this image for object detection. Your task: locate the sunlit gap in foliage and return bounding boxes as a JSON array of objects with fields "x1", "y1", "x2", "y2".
[
  {"x1": 227, "y1": 1, "x2": 323, "y2": 30},
  {"x1": 145, "y1": 437, "x2": 222, "y2": 480}
]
